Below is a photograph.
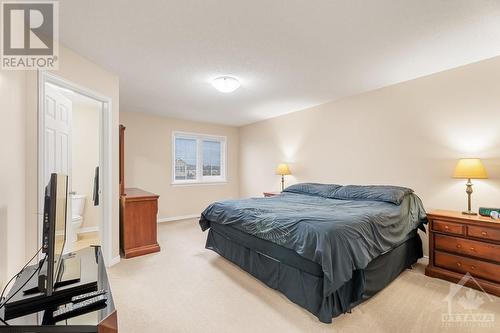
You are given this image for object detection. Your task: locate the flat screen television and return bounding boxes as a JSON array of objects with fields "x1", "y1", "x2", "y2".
[
  {"x1": 3, "y1": 173, "x2": 91, "y2": 320},
  {"x1": 41, "y1": 173, "x2": 68, "y2": 296}
]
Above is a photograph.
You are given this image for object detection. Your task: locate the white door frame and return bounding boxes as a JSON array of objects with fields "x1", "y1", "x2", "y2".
[{"x1": 38, "y1": 71, "x2": 116, "y2": 267}]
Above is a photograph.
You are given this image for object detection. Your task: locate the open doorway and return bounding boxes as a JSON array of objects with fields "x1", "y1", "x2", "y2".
[{"x1": 38, "y1": 72, "x2": 113, "y2": 265}]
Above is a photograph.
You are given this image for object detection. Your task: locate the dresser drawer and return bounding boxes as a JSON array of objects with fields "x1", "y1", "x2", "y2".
[
  {"x1": 432, "y1": 220, "x2": 465, "y2": 236},
  {"x1": 434, "y1": 234, "x2": 500, "y2": 263},
  {"x1": 434, "y1": 251, "x2": 500, "y2": 283},
  {"x1": 467, "y1": 225, "x2": 500, "y2": 243}
]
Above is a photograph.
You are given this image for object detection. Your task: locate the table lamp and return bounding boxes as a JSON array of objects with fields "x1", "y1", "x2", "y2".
[
  {"x1": 453, "y1": 158, "x2": 488, "y2": 215},
  {"x1": 276, "y1": 163, "x2": 291, "y2": 191}
]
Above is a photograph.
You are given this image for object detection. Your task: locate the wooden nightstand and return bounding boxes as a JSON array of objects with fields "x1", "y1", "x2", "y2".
[
  {"x1": 263, "y1": 191, "x2": 281, "y2": 197},
  {"x1": 425, "y1": 210, "x2": 500, "y2": 296}
]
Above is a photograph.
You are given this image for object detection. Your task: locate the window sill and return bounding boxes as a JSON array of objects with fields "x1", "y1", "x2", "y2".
[{"x1": 171, "y1": 181, "x2": 228, "y2": 187}]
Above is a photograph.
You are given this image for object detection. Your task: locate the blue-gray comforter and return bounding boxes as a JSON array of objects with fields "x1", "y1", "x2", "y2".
[{"x1": 200, "y1": 183, "x2": 427, "y2": 297}]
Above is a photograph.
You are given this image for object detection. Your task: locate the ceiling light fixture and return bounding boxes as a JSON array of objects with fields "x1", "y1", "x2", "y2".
[{"x1": 212, "y1": 76, "x2": 240, "y2": 93}]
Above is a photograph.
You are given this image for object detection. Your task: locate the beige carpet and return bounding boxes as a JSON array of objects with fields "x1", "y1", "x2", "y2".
[{"x1": 108, "y1": 219, "x2": 500, "y2": 333}]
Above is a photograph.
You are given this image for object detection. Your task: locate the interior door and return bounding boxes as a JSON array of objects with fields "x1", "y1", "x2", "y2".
[{"x1": 44, "y1": 84, "x2": 73, "y2": 252}]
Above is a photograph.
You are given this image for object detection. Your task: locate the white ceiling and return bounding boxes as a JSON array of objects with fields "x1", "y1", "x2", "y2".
[{"x1": 59, "y1": 0, "x2": 500, "y2": 126}]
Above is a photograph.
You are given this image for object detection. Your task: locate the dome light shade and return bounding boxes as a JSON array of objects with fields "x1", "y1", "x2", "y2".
[{"x1": 212, "y1": 76, "x2": 240, "y2": 93}]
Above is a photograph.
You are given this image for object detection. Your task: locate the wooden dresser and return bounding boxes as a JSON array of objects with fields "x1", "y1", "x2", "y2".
[
  {"x1": 120, "y1": 188, "x2": 161, "y2": 258},
  {"x1": 425, "y1": 210, "x2": 500, "y2": 296},
  {"x1": 119, "y1": 125, "x2": 161, "y2": 259}
]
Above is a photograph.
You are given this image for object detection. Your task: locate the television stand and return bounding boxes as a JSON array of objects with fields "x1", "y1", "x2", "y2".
[
  {"x1": 22, "y1": 254, "x2": 82, "y2": 296},
  {"x1": 4, "y1": 252, "x2": 92, "y2": 320},
  {"x1": 0, "y1": 246, "x2": 117, "y2": 333}
]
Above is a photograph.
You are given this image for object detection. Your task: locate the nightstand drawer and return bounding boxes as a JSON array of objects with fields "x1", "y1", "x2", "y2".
[
  {"x1": 435, "y1": 251, "x2": 500, "y2": 283},
  {"x1": 432, "y1": 220, "x2": 465, "y2": 236},
  {"x1": 434, "y1": 234, "x2": 500, "y2": 263},
  {"x1": 467, "y1": 225, "x2": 500, "y2": 243}
]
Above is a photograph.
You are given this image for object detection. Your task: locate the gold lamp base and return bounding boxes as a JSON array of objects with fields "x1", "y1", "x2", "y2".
[{"x1": 462, "y1": 179, "x2": 477, "y2": 216}]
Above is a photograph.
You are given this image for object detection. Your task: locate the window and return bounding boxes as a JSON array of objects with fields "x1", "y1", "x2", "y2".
[
  {"x1": 172, "y1": 132, "x2": 226, "y2": 184},
  {"x1": 174, "y1": 137, "x2": 197, "y2": 181}
]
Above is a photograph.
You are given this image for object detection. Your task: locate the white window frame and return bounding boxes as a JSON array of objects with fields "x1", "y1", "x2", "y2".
[{"x1": 172, "y1": 131, "x2": 227, "y2": 185}]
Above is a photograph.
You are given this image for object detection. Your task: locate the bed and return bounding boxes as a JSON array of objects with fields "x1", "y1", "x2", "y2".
[{"x1": 199, "y1": 183, "x2": 427, "y2": 323}]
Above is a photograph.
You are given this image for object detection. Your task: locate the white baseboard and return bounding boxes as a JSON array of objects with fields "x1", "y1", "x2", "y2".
[
  {"x1": 158, "y1": 214, "x2": 200, "y2": 223},
  {"x1": 78, "y1": 226, "x2": 99, "y2": 234},
  {"x1": 419, "y1": 255, "x2": 429, "y2": 265},
  {"x1": 106, "y1": 255, "x2": 120, "y2": 267}
]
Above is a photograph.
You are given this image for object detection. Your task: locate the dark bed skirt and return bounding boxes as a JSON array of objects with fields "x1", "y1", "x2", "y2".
[{"x1": 205, "y1": 228, "x2": 423, "y2": 323}]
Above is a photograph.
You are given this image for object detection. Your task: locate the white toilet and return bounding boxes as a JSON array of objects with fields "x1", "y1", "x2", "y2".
[{"x1": 70, "y1": 193, "x2": 86, "y2": 243}]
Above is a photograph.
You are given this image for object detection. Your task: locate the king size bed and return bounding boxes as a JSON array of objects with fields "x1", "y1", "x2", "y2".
[{"x1": 199, "y1": 183, "x2": 427, "y2": 323}]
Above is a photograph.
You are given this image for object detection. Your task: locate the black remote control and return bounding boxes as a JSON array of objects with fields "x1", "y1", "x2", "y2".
[
  {"x1": 71, "y1": 289, "x2": 107, "y2": 303},
  {"x1": 52, "y1": 294, "x2": 107, "y2": 322}
]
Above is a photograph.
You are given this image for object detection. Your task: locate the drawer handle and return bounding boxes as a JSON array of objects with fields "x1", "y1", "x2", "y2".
[
  {"x1": 456, "y1": 262, "x2": 462, "y2": 267},
  {"x1": 481, "y1": 231, "x2": 488, "y2": 236},
  {"x1": 456, "y1": 244, "x2": 462, "y2": 249},
  {"x1": 470, "y1": 265, "x2": 476, "y2": 270},
  {"x1": 444, "y1": 225, "x2": 449, "y2": 230},
  {"x1": 470, "y1": 247, "x2": 475, "y2": 252}
]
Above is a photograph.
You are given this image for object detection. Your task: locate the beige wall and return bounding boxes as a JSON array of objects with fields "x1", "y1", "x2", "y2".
[
  {"x1": 0, "y1": 70, "x2": 27, "y2": 289},
  {"x1": 120, "y1": 112, "x2": 239, "y2": 219},
  {"x1": 25, "y1": 45, "x2": 120, "y2": 262},
  {"x1": 71, "y1": 100, "x2": 100, "y2": 229},
  {"x1": 240, "y1": 56, "x2": 500, "y2": 255}
]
